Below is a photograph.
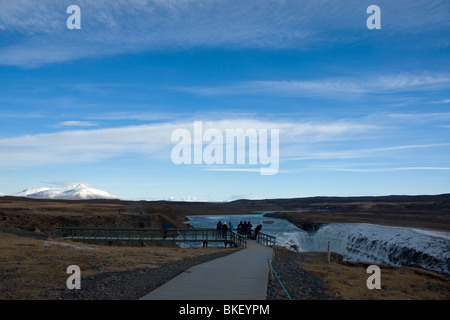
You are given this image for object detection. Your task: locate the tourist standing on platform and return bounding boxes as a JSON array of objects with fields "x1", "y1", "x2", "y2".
[
  {"x1": 247, "y1": 221, "x2": 253, "y2": 239},
  {"x1": 254, "y1": 224, "x2": 262, "y2": 240},
  {"x1": 222, "y1": 222, "x2": 228, "y2": 239},
  {"x1": 217, "y1": 221, "x2": 223, "y2": 238},
  {"x1": 237, "y1": 221, "x2": 243, "y2": 235}
]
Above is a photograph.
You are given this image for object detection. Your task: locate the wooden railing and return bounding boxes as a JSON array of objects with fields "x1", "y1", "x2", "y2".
[
  {"x1": 256, "y1": 232, "x2": 276, "y2": 247},
  {"x1": 229, "y1": 230, "x2": 247, "y2": 248},
  {"x1": 55, "y1": 227, "x2": 247, "y2": 247}
]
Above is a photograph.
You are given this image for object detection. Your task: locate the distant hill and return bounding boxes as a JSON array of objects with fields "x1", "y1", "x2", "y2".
[{"x1": 0, "y1": 192, "x2": 449, "y2": 232}]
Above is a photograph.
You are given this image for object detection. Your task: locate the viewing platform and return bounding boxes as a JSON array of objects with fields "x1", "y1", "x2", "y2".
[
  {"x1": 55, "y1": 227, "x2": 275, "y2": 248},
  {"x1": 55, "y1": 226, "x2": 277, "y2": 300}
]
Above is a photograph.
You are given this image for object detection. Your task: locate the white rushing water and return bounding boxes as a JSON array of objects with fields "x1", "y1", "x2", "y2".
[{"x1": 185, "y1": 212, "x2": 450, "y2": 276}]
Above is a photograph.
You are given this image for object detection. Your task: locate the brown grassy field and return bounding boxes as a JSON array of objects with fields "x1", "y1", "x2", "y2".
[
  {"x1": 2, "y1": 230, "x2": 448, "y2": 300},
  {"x1": 0, "y1": 195, "x2": 449, "y2": 300},
  {"x1": 291, "y1": 250, "x2": 449, "y2": 300},
  {"x1": 0, "y1": 197, "x2": 188, "y2": 234},
  {"x1": 0, "y1": 231, "x2": 234, "y2": 300}
]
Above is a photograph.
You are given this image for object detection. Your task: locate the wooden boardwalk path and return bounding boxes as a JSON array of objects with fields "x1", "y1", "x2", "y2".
[
  {"x1": 140, "y1": 240, "x2": 274, "y2": 300},
  {"x1": 56, "y1": 227, "x2": 248, "y2": 247}
]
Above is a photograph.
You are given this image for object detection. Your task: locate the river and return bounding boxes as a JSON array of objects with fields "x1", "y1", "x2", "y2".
[{"x1": 184, "y1": 211, "x2": 450, "y2": 276}]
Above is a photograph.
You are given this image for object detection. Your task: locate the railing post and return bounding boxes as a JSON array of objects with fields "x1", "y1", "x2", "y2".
[{"x1": 268, "y1": 258, "x2": 274, "y2": 282}]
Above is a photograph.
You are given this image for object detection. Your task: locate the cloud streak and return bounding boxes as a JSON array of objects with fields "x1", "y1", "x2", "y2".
[
  {"x1": 176, "y1": 73, "x2": 450, "y2": 97},
  {"x1": 288, "y1": 143, "x2": 450, "y2": 161},
  {"x1": 333, "y1": 167, "x2": 450, "y2": 172},
  {"x1": 56, "y1": 121, "x2": 99, "y2": 128},
  {"x1": 1, "y1": 0, "x2": 449, "y2": 67},
  {"x1": 0, "y1": 118, "x2": 377, "y2": 168}
]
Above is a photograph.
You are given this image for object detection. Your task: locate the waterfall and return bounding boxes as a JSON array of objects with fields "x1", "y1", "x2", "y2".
[
  {"x1": 185, "y1": 214, "x2": 450, "y2": 276},
  {"x1": 282, "y1": 223, "x2": 450, "y2": 276}
]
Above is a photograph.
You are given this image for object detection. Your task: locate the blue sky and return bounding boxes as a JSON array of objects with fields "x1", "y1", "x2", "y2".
[{"x1": 0, "y1": 0, "x2": 449, "y2": 201}]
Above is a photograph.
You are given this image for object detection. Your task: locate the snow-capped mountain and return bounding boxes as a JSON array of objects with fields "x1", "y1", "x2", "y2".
[{"x1": 15, "y1": 184, "x2": 120, "y2": 200}]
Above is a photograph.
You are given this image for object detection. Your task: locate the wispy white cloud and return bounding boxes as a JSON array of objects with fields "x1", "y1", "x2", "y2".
[
  {"x1": 202, "y1": 168, "x2": 262, "y2": 173},
  {"x1": 177, "y1": 73, "x2": 450, "y2": 97},
  {"x1": 55, "y1": 121, "x2": 98, "y2": 127},
  {"x1": 0, "y1": 1, "x2": 64, "y2": 33},
  {"x1": 432, "y1": 99, "x2": 450, "y2": 104},
  {"x1": 288, "y1": 143, "x2": 450, "y2": 161},
  {"x1": 202, "y1": 168, "x2": 293, "y2": 174},
  {"x1": 87, "y1": 112, "x2": 183, "y2": 122},
  {"x1": 387, "y1": 112, "x2": 450, "y2": 122},
  {"x1": 333, "y1": 167, "x2": 450, "y2": 172},
  {"x1": 0, "y1": 111, "x2": 45, "y2": 119},
  {"x1": 1, "y1": 0, "x2": 448, "y2": 67},
  {"x1": 0, "y1": 118, "x2": 376, "y2": 168}
]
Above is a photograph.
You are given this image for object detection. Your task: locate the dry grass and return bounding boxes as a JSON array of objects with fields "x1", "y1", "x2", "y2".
[
  {"x1": 2, "y1": 232, "x2": 449, "y2": 300},
  {"x1": 1, "y1": 197, "x2": 449, "y2": 300},
  {"x1": 0, "y1": 231, "x2": 233, "y2": 300},
  {"x1": 295, "y1": 251, "x2": 450, "y2": 300},
  {"x1": 0, "y1": 197, "x2": 188, "y2": 235}
]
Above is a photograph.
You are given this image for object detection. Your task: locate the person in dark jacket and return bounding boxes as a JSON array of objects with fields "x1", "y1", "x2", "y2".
[
  {"x1": 237, "y1": 221, "x2": 243, "y2": 234},
  {"x1": 217, "y1": 221, "x2": 223, "y2": 238},
  {"x1": 254, "y1": 224, "x2": 262, "y2": 239},
  {"x1": 242, "y1": 221, "x2": 248, "y2": 238},
  {"x1": 222, "y1": 222, "x2": 228, "y2": 239},
  {"x1": 247, "y1": 221, "x2": 253, "y2": 239}
]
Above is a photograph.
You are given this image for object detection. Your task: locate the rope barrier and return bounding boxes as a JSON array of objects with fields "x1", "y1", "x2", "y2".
[{"x1": 268, "y1": 245, "x2": 292, "y2": 300}]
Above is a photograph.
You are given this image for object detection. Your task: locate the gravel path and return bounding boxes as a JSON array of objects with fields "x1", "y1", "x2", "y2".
[
  {"x1": 266, "y1": 249, "x2": 330, "y2": 300},
  {"x1": 59, "y1": 251, "x2": 234, "y2": 300},
  {"x1": 58, "y1": 246, "x2": 328, "y2": 300}
]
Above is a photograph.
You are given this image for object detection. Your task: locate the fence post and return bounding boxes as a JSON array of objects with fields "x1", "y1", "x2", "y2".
[{"x1": 268, "y1": 258, "x2": 274, "y2": 282}]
